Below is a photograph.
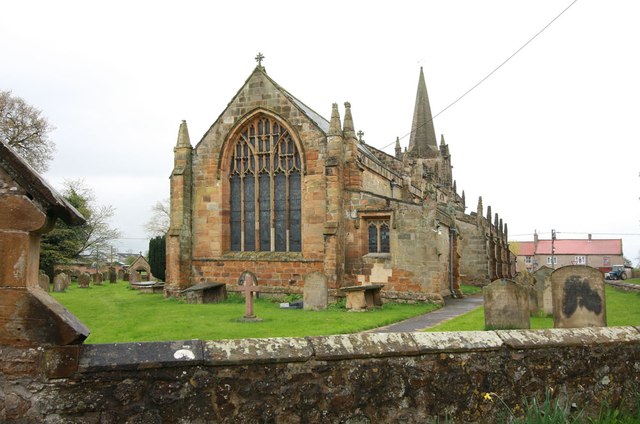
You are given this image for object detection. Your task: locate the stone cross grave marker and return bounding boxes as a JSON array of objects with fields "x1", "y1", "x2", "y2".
[
  {"x1": 238, "y1": 271, "x2": 264, "y2": 321},
  {"x1": 303, "y1": 272, "x2": 328, "y2": 311},
  {"x1": 551, "y1": 265, "x2": 606, "y2": 328}
]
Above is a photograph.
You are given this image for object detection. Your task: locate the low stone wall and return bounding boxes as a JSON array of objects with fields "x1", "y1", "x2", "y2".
[{"x1": 1, "y1": 327, "x2": 639, "y2": 423}]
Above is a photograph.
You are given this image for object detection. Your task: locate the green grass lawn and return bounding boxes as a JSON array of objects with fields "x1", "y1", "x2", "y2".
[
  {"x1": 51, "y1": 282, "x2": 439, "y2": 343},
  {"x1": 624, "y1": 277, "x2": 640, "y2": 285},
  {"x1": 427, "y1": 286, "x2": 640, "y2": 332}
]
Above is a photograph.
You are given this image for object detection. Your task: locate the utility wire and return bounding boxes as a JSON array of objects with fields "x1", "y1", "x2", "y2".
[{"x1": 379, "y1": 0, "x2": 580, "y2": 152}]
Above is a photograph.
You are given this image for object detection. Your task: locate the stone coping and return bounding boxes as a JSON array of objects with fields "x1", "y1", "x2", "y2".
[
  {"x1": 182, "y1": 282, "x2": 225, "y2": 292},
  {"x1": 36, "y1": 326, "x2": 639, "y2": 377}
]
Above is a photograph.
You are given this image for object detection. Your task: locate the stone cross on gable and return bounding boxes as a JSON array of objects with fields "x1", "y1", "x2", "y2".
[
  {"x1": 255, "y1": 52, "x2": 265, "y2": 67},
  {"x1": 357, "y1": 130, "x2": 364, "y2": 143},
  {"x1": 238, "y1": 271, "x2": 264, "y2": 320}
]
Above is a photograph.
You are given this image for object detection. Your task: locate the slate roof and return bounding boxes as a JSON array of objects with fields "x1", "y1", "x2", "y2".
[{"x1": 0, "y1": 140, "x2": 85, "y2": 226}]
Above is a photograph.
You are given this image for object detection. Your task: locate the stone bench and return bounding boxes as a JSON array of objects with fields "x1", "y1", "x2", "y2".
[
  {"x1": 340, "y1": 284, "x2": 384, "y2": 311},
  {"x1": 182, "y1": 282, "x2": 227, "y2": 304}
]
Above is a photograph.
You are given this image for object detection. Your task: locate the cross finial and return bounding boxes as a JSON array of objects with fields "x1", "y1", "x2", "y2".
[
  {"x1": 255, "y1": 52, "x2": 265, "y2": 67},
  {"x1": 357, "y1": 130, "x2": 364, "y2": 143}
]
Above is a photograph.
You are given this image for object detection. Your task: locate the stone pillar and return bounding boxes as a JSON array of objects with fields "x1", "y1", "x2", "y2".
[{"x1": 166, "y1": 120, "x2": 193, "y2": 297}]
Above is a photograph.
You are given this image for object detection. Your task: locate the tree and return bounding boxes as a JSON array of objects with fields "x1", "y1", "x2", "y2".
[
  {"x1": 40, "y1": 179, "x2": 121, "y2": 277},
  {"x1": 0, "y1": 90, "x2": 55, "y2": 172},
  {"x1": 144, "y1": 199, "x2": 170, "y2": 237},
  {"x1": 148, "y1": 235, "x2": 166, "y2": 281}
]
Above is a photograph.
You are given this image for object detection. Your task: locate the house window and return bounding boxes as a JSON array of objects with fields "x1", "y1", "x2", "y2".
[
  {"x1": 546, "y1": 256, "x2": 557, "y2": 265},
  {"x1": 368, "y1": 220, "x2": 390, "y2": 253},
  {"x1": 229, "y1": 115, "x2": 301, "y2": 252},
  {"x1": 575, "y1": 256, "x2": 586, "y2": 265},
  {"x1": 525, "y1": 256, "x2": 532, "y2": 264}
]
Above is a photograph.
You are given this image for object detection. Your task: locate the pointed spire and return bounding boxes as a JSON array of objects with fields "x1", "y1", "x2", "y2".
[
  {"x1": 408, "y1": 67, "x2": 438, "y2": 158},
  {"x1": 477, "y1": 196, "x2": 483, "y2": 216},
  {"x1": 395, "y1": 137, "x2": 401, "y2": 159},
  {"x1": 328, "y1": 103, "x2": 342, "y2": 136},
  {"x1": 462, "y1": 190, "x2": 466, "y2": 208},
  {"x1": 176, "y1": 120, "x2": 191, "y2": 148},
  {"x1": 487, "y1": 205, "x2": 492, "y2": 222},
  {"x1": 504, "y1": 223, "x2": 509, "y2": 240},
  {"x1": 453, "y1": 180, "x2": 457, "y2": 193},
  {"x1": 343, "y1": 101, "x2": 356, "y2": 140}
]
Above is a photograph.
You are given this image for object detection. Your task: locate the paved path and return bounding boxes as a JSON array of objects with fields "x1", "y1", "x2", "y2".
[{"x1": 370, "y1": 293, "x2": 483, "y2": 333}]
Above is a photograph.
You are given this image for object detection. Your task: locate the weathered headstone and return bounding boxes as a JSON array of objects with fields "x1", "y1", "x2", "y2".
[
  {"x1": 303, "y1": 272, "x2": 328, "y2": 311},
  {"x1": 183, "y1": 282, "x2": 227, "y2": 304},
  {"x1": 93, "y1": 272, "x2": 103, "y2": 285},
  {"x1": 108, "y1": 267, "x2": 117, "y2": 283},
  {"x1": 38, "y1": 272, "x2": 50, "y2": 292},
  {"x1": 53, "y1": 273, "x2": 67, "y2": 292},
  {"x1": 551, "y1": 266, "x2": 606, "y2": 328},
  {"x1": 123, "y1": 271, "x2": 130, "y2": 282},
  {"x1": 514, "y1": 271, "x2": 538, "y2": 315},
  {"x1": 129, "y1": 270, "x2": 140, "y2": 283},
  {"x1": 78, "y1": 272, "x2": 90, "y2": 288},
  {"x1": 117, "y1": 269, "x2": 125, "y2": 281},
  {"x1": 532, "y1": 266, "x2": 554, "y2": 315},
  {"x1": 483, "y1": 278, "x2": 530, "y2": 330}
]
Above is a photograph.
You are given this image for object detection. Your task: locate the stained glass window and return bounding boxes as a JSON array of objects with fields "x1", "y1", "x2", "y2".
[
  {"x1": 229, "y1": 115, "x2": 302, "y2": 252},
  {"x1": 367, "y1": 219, "x2": 391, "y2": 254}
]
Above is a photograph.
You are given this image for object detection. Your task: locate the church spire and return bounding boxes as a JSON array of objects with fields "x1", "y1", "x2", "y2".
[
  {"x1": 343, "y1": 102, "x2": 357, "y2": 140},
  {"x1": 176, "y1": 120, "x2": 192, "y2": 148},
  {"x1": 408, "y1": 67, "x2": 437, "y2": 158},
  {"x1": 394, "y1": 137, "x2": 401, "y2": 159}
]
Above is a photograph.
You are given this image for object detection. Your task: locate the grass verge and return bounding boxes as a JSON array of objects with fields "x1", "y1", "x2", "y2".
[
  {"x1": 426, "y1": 286, "x2": 640, "y2": 332},
  {"x1": 51, "y1": 282, "x2": 439, "y2": 343}
]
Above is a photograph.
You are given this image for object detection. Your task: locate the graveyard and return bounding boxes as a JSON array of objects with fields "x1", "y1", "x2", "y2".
[{"x1": 50, "y1": 280, "x2": 439, "y2": 343}]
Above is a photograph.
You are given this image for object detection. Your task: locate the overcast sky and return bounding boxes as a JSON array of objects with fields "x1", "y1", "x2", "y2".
[{"x1": 2, "y1": 1, "x2": 639, "y2": 264}]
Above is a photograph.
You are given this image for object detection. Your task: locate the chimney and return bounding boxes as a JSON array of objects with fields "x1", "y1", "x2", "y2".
[{"x1": 588, "y1": 233, "x2": 592, "y2": 241}]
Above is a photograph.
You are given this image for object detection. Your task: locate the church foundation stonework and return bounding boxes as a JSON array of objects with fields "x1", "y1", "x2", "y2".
[{"x1": 165, "y1": 60, "x2": 514, "y2": 302}]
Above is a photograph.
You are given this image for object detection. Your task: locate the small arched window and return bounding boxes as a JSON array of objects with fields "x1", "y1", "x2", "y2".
[
  {"x1": 367, "y1": 220, "x2": 390, "y2": 254},
  {"x1": 229, "y1": 115, "x2": 301, "y2": 252}
]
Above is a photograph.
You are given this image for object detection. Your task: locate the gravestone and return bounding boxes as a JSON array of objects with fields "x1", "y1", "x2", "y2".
[
  {"x1": 483, "y1": 279, "x2": 530, "y2": 330},
  {"x1": 78, "y1": 272, "x2": 91, "y2": 288},
  {"x1": 303, "y1": 272, "x2": 328, "y2": 311},
  {"x1": 102, "y1": 271, "x2": 109, "y2": 282},
  {"x1": 183, "y1": 282, "x2": 227, "y2": 304},
  {"x1": 108, "y1": 267, "x2": 117, "y2": 283},
  {"x1": 129, "y1": 270, "x2": 140, "y2": 283},
  {"x1": 53, "y1": 273, "x2": 68, "y2": 292},
  {"x1": 551, "y1": 265, "x2": 606, "y2": 328},
  {"x1": 93, "y1": 272, "x2": 103, "y2": 285},
  {"x1": 123, "y1": 271, "x2": 130, "y2": 282},
  {"x1": 514, "y1": 271, "x2": 538, "y2": 315},
  {"x1": 532, "y1": 266, "x2": 554, "y2": 315},
  {"x1": 117, "y1": 269, "x2": 125, "y2": 281},
  {"x1": 238, "y1": 271, "x2": 264, "y2": 321},
  {"x1": 38, "y1": 272, "x2": 50, "y2": 292}
]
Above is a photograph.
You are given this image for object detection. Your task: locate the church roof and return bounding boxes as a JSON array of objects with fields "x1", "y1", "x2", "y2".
[
  {"x1": 264, "y1": 70, "x2": 330, "y2": 133},
  {"x1": 408, "y1": 67, "x2": 438, "y2": 158},
  {"x1": 0, "y1": 140, "x2": 85, "y2": 226}
]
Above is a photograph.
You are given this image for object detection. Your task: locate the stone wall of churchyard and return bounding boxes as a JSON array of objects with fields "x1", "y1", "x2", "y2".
[{"x1": 2, "y1": 327, "x2": 639, "y2": 423}]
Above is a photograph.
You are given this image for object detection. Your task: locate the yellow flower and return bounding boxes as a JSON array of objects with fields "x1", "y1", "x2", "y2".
[{"x1": 483, "y1": 393, "x2": 493, "y2": 402}]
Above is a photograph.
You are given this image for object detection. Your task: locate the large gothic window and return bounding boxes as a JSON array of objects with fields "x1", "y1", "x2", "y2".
[{"x1": 229, "y1": 115, "x2": 302, "y2": 252}]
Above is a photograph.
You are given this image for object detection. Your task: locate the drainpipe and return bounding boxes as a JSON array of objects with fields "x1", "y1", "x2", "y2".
[{"x1": 449, "y1": 228, "x2": 457, "y2": 298}]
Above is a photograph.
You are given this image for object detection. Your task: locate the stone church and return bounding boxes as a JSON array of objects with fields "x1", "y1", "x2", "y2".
[{"x1": 165, "y1": 59, "x2": 514, "y2": 302}]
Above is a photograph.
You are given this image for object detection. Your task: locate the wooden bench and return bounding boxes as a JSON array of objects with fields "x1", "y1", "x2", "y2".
[{"x1": 340, "y1": 284, "x2": 384, "y2": 311}]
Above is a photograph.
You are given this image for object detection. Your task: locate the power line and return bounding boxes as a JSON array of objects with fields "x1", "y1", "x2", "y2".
[{"x1": 379, "y1": 0, "x2": 580, "y2": 152}]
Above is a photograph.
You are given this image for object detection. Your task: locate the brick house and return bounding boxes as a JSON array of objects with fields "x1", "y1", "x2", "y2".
[
  {"x1": 165, "y1": 62, "x2": 514, "y2": 302},
  {"x1": 511, "y1": 232, "x2": 624, "y2": 274}
]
